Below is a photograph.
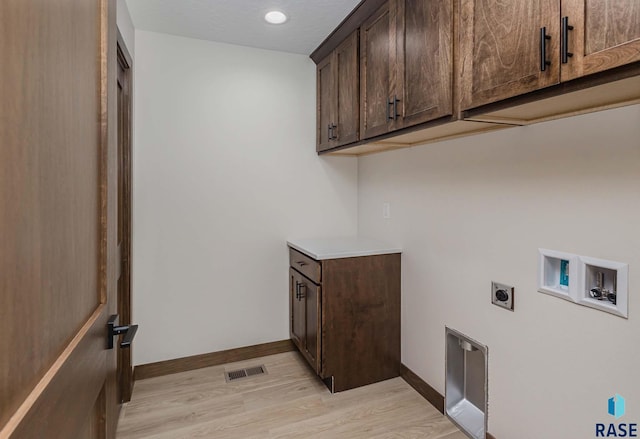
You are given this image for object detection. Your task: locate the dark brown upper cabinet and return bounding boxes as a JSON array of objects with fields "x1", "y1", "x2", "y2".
[
  {"x1": 459, "y1": 0, "x2": 561, "y2": 111},
  {"x1": 360, "y1": 0, "x2": 453, "y2": 140},
  {"x1": 360, "y1": 2, "x2": 395, "y2": 139},
  {"x1": 317, "y1": 31, "x2": 360, "y2": 152},
  {"x1": 397, "y1": 0, "x2": 453, "y2": 129},
  {"x1": 311, "y1": 0, "x2": 640, "y2": 155},
  {"x1": 561, "y1": 0, "x2": 640, "y2": 82},
  {"x1": 460, "y1": 0, "x2": 640, "y2": 111}
]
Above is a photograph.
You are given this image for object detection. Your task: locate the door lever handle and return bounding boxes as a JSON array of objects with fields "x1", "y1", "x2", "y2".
[{"x1": 107, "y1": 314, "x2": 139, "y2": 349}]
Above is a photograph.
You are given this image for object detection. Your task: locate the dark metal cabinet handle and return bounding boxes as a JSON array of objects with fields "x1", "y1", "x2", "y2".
[
  {"x1": 393, "y1": 96, "x2": 400, "y2": 120},
  {"x1": 540, "y1": 27, "x2": 551, "y2": 71},
  {"x1": 107, "y1": 314, "x2": 139, "y2": 349},
  {"x1": 387, "y1": 96, "x2": 401, "y2": 121},
  {"x1": 294, "y1": 281, "x2": 306, "y2": 300},
  {"x1": 561, "y1": 16, "x2": 574, "y2": 64},
  {"x1": 327, "y1": 124, "x2": 338, "y2": 141},
  {"x1": 330, "y1": 123, "x2": 338, "y2": 140},
  {"x1": 296, "y1": 260, "x2": 308, "y2": 267}
]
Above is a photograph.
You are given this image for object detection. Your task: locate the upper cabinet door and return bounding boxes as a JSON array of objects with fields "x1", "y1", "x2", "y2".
[
  {"x1": 397, "y1": 0, "x2": 453, "y2": 128},
  {"x1": 317, "y1": 54, "x2": 336, "y2": 152},
  {"x1": 561, "y1": 0, "x2": 640, "y2": 81},
  {"x1": 460, "y1": 0, "x2": 560, "y2": 110},
  {"x1": 361, "y1": 1, "x2": 397, "y2": 139},
  {"x1": 335, "y1": 31, "x2": 360, "y2": 147}
]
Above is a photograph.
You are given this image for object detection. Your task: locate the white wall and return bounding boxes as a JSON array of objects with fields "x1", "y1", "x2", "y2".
[
  {"x1": 132, "y1": 31, "x2": 357, "y2": 366},
  {"x1": 358, "y1": 105, "x2": 640, "y2": 438}
]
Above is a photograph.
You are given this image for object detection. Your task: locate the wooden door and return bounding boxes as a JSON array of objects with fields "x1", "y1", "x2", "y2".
[
  {"x1": 334, "y1": 31, "x2": 360, "y2": 147},
  {"x1": 0, "y1": 0, "x2": 119, "y2": 438},
  {"x1": 316, "y1": 54, "x2": 336, "y2": 152},
  {"x1": 397, "y1": 0, "x2": 453, "y2": 128},
  {"x1": 561, "y1": 0, "x2": 640, "y2": 81},
  {"x1": 459, "y1": 0, "x2": 560, "y2": 110},
  {"x1": 116, "y1": 34, "x2": 134, "y2": 404},
  {"x1": 290, "y1": 269, "x2": 306, "y2": 352},
  {"x1": 360, "y1": 1, "x2": 397, "y2": 139}
]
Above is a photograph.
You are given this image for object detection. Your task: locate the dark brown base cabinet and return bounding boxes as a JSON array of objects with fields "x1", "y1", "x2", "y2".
[{"x1": 288, "y1": 247, "x2": 401, "y2": 392}]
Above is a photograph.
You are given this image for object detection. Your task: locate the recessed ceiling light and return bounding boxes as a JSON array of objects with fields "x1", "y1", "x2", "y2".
[{"x1": 265, "y1": 10, "x2": 287, "y2": 25}]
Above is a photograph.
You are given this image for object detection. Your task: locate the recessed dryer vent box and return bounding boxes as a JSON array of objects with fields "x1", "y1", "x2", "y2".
[
  {"x1": 445, "y1": 327, "x2": 488, "y2": 439},
  {"x1": 579, "y1": 256, "x2": 628, "y2": 318},
  {"x1": 538, "y1": 248, "x2": 579, "y2": 302}
]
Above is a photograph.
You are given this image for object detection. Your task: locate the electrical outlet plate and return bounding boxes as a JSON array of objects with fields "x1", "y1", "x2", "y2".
[{"x1": 491, "y1": 281, "x2": 514, "y2": 311}]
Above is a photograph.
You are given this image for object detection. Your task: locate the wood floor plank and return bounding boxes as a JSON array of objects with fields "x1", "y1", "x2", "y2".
[
  {"x1": 147, "y1": 395, "x2": 329, "y2": 439},
  {"x1": 116, "y1": 351, "x2": 466, "y2": 439},
  {"x1": 269, "y1": 381, "x2": 447, "y2": 439},
  {"x1": 117, "y1": 394, "x2": 245, "y2": 439}
]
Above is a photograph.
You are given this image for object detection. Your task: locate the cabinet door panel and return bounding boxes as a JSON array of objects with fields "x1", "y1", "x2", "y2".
[
  {"x1": 361, "y1": 1, "x2": 396, "y2": 139},
  {"x1": 289, "y1": 269, "x2": 305, "y2": 351},
  {"x1": 562, "y1": 0, "x2": 640, "y2": 81},
  {"x1": 398, "y1": 0, "x2": 453, "y2": 128},
  {"x1": 303, "y1": 281, "x2": 321, "y2": 373},
  {"x1": 460, "y1": 0, "x2": 560, "y2": 110},
  {"x1": 335, "y1": 31, "x2": 360, "y2": 147},
  {"x1": 317, "y1": 55, "x2": 336, "y2": 152}
]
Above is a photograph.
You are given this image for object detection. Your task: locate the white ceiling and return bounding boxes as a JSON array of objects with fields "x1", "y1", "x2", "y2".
[{"x1": 125, "y1": 0, "x2": 362, "y2": 55}]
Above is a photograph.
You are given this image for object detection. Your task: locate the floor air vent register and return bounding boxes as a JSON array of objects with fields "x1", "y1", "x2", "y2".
[{"x1": 224, "y1": 365, "x2": 268, "y2": 383}]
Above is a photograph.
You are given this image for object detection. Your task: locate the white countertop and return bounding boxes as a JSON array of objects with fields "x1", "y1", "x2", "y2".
[{"x1": 287, "y1": 236, "x2": 402, "y2": 260}]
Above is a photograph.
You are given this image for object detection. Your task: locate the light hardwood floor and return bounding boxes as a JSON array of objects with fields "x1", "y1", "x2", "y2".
[{"x1": 117, "y1": 351, "x2": 467, "y2": 439}]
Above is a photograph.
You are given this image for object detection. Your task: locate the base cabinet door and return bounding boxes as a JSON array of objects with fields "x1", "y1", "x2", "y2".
[
  {"x1": 301, "y1": 279, "x2": 320, "y2": 372},
  {"x1": 289, "y1": 268, "x2": 321, "y2": 374},
  {"x1": 289, "y1": 268, "x2": 306, "y2": 352},
  {"x1": 561, "y1": 0, "x2": 640, "y2": 81}
]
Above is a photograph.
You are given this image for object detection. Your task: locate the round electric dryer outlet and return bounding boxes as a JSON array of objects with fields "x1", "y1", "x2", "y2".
[
  {"x1": 495, "y1": 289, "x2": 509, "y2": 302},
  {"x1": 491, "y1": 281, "x2": 514, "y2": 311}
]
